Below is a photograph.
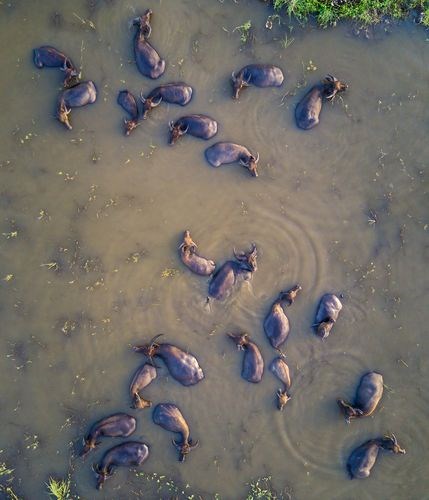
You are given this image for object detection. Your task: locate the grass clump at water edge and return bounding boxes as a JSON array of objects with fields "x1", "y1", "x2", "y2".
[
  {"x1": 0, "y1": 461, "x2": 21, "y2": 499},
  {"x1": 46, "y1": 476, "x2": 71, "y2": 500},
  {"x1": 245, "y1": 475, "x2": 291, "y2": 499},
  {"x1": 233, "y1": 20, "x2": 254, "y2": 44},
  {"x1": 134, "y1": 472, "x2": 291, "y2": 499},
  {"x1": 272, "y1": 0, "x2": 429, "y2": 27}
]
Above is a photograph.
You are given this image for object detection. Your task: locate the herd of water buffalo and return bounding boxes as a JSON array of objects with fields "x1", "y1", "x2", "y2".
[
  {"x1": 32, "y1": 8, "x2": 349, "y2": 177},
  {"x1": 32, "y1": 7, "x2": 406, "y2": 492}
]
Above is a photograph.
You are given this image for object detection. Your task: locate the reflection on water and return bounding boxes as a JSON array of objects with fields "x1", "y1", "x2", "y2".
[{"x1": 0, "y1": 0, "x2": 428, "y2": 498}]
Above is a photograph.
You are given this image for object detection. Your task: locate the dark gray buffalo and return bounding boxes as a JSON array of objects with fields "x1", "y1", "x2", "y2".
[
  {"x1": 169, "y1": 114, "x2": 218, "y2": 145},
  {"x1": 117, "y1": 90, "x2": 140, "y2": 135},
  {"x1": 337, "y1": 372, "x2": 384, "y2": 423},
  {"x1": 227, "y1": 333, "x2": 264, "y2": 383},
  {"x1": 152, "y1": 403, "x2": 198, "y2": 462},
  {"x1": 205, "y1": 142, "x2": 259, "y2": 177},
  {"x1": 179, "y1": 230, "x2": 216, "y2": 276},
  {"x1": 270, "y1": 356, "x2": 292, "y2": 411},
  {"x1": 347, "y1": 434, "x2": 405, "y2": 479},
  {"x1": 208, "y1": 244, "x2": 257, "y2": 301},
  {"x1": 264, "y1": 285, "x2": 302, "y2": 349},
  {"x1": 33, "y1": 45, "x2": 79, "y2": 87},
  {"x1": 80, "y1": 413, "x2": 136, "y2": 458},
  {"x1": 134, "y1": 334, "x2": 204, "y2": 386},
  {"x1": 295, "y1": 74, "x2": 347, "y2": 130},
  {"x1": 313, "y1": 293, "x2": 343, "y2": 339},
  {"x1": 141, "y1": 82, "x2": 193, "y2": 119},
  {"x1": 129, "y1": 363, "x2": 157, "y2": 409},
  {"x1": 93, "y1": 441, "x2": 150, "y2": 489},
  {"x1": 56, "y1": 80, "x2": 97, "y2": 130},
  {"x1": 231, "y1": 64, "x2": 284, "y2": 99},
  {"x1": 132, "y1": 9, "x2": 165, "y2": 79}
]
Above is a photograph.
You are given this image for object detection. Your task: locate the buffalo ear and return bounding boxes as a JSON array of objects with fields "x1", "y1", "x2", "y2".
[
  {"x1": 169, "y1": 121, "x2": 174, "y2": 131},
  {"x1": 231, "y1": 71, "x2": 236, "y2": 82},
  {"x1": 180, "y1": 124, "x2": 189, "y2": 134}
]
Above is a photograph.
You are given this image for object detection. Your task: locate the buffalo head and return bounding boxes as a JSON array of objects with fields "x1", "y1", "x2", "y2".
[
  {"x1": 322, "y1": 74, "x2": 348, "y2": 100},
  {"x1": 140, "y1": 92, "x2": 162, "y2": 119},
  {"x1": 231, "y1": 70, "x2": 250, "y2": 100},
  {"x1": 234, "y1": 244, "x2": 258, "y2": 271},
  {"x1": 169, "y1": 120, "x2": 189, "y2": 145},
  {"x1": 239, "y1": 151, "x2": 259, "y2": 177}
]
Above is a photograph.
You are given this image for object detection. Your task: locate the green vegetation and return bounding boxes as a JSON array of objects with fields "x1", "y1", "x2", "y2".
[
  {"x1": 0, "y1": 461, "x2": 21, "y2": 499},
  {"x1": 233, "y1": 20, "x2": 254, "y2": 44},
  {"x1": 135, "y1": 471, "x2": 195, "y2": 498},
  {"x1": 245, "y1": 476, "x2": 281, "y2": 499},
  {"x1": 46, "y1": 476, "x2": 71, "y2": 500},
  {"x1": 134, "y1": 472, "x2": 290, "y2": 499},
  {"x1": 272, "y1": 0, "x2": 429, "y2": 27}
]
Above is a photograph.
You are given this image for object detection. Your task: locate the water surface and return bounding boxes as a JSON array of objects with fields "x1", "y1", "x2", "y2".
[{"x1": 0, "y1": 0, "x2": 428, "y2": 498}]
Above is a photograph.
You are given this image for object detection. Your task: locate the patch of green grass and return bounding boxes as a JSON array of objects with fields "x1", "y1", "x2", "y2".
[
  {"x1": 233, "y1": 20, "x2": 253, "y2": 43},
  {"x1": 0, "y1": 461, "x2": 21, "y2": 499},
  {"x1": 246, "y1": 476, "x2": 282, "y2": 499},
  {"x1": 0, "y1": 463, "x2": 14, "y2": 478},
  {"x1": 46, "y1": 477, "x2": 71, "y2": 500},
  {"x1": 279, "y1": 33, "x2": 295, "y2": 49},
  {"x1": 272, "y1": 0, "x2": 429, "y2": 27},
  {"x1": 161, "y1": 267, "x2": 179, "y2": 278}
]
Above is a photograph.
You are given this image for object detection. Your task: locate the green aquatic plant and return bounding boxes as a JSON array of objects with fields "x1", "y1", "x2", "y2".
[
  {"x1": 272, "y1": 0, "x2": 429, "y2": 27},
  {"x1": 233, "y1": 20, "x2": 253, "y2": 43},
  {"x1": 245, "y1": 475, "x2": 290, "y2": 500},
  {"x1": 0, "y1": 463, "x2": 14, "y2": 478},
  {"x1": 46, "y1": 476, "x2": 71, "y2": 500},
  {"x1": 0, "y1": 461, "x2": 21, "y2": 499},
  {"x1": 161, "y1": 267, "x2": 179, "y2": 278},
  {"x1": 279, "y1": 33, "x2": 295, "y2": 49}
]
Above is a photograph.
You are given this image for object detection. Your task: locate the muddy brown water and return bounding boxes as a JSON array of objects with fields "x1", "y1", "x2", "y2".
[{"x1": 0, "y1": 0, "x2": 428, "y2": 498}]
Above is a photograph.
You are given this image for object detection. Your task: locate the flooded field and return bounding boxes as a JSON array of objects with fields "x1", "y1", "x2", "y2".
[{"x1": 0, "y1": 0, "x2": 428, "y2": 498}]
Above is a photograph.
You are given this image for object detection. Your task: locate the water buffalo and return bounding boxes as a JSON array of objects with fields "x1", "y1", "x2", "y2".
[
  {"x1": 295, "y1": 75, "x2": 347, "y2": 130},
  {"x1": 129, "y1": 363, "x2": 157, "y2": 409},
  {"x1": 347, "y1": 434, "x2": 405, "y2": 479},
  {"x1": 80, "y1": 413, "x2": 136, "y2": 458},
  {"x1": 179, "y1": 230, "x2": 216, "y2": 276},
  {"x1": 132, "y1": 10, "x2": 165, "y2": 79},
  {"x1": 269, "y1": 356, "x2": 291, "y2": 410},
  {"x1": 93, "y1": 441, "x2": 150, "y2": 489},
  {"x1": 204, "y1": 142, "x2": 259, "y2": 177},
  {"x1": 227, "y1": 333, "x2": 264, "y2": 383},
  {"x1": 56, "y1": 80, "x2": 97, "y2": 130},
  {"x1": 117, "y1": 90, "x2": 140, "y2": 136},
  {"x1": 133, "y1": 334, "x2": 204, "y2": 386},
  {"x1": 33, "y1": 45, "x2": 79, "y2": 87},
  {"x1": 169, "y1": 114, "x2": 218, "y2": 145},
  {"x1": 152, "y1": 403, "x2": 198, "y2": 462},
  {"x1": 140, "y1": 82, "x2": 193, "y2": 119},
  {"x1": 208, "y1": 244, "x2": 257, "y2": 301},
  {"x1": 313, "y1": 293, "x2": 342, "y2": 339},
  {"x1": 264, "y1": 285, "x2": 302, "y2": 349},
  {"x1": 338, "y1": 372, "x2": 384, "y2": 423},
  {"x1": 231, "y1": 64, "x2": 284, "y2": 99}
]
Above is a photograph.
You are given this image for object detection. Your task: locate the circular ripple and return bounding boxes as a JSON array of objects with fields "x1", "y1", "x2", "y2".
[
  {"x1": 251, "y1": 203, "x2": 325, "y2": 297},
  {"x1": 274, "y1": 350, "x2": 368, "y2": 474},
  {"x1": 340, "y1": 289, "x2": 370, "y2": 326},
  {"x1": 372, "y1": 385, "x2": 428, "y2": 488}
]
